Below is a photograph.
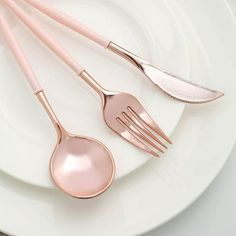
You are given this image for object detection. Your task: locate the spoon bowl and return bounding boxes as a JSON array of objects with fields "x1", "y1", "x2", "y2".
[
  {"x1": 51, "y1": 135, "x2": 115, "y2": 199},
  {"x1": 37, "y1": 91, "x2": 115, "y2": 199}
]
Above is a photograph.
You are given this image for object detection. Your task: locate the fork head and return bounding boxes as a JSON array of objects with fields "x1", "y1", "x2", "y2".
[{"x1": 102, "y1": 92, "x2": 172, "y2": 157}]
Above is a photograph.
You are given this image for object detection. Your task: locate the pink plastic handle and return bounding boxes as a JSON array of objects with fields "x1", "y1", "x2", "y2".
[
  {"x1": 4, "y1": 0, "x2": 85, "y2": 75},
  {"x1": 0, "y1": 14, "x2": 42, "y2": 94},
  {"x1": 24, "y1": 0, "x2": 111, "y2": 48}
]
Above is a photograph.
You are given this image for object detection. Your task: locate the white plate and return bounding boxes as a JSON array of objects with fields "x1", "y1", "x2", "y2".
[
  {"x1": 0, "y1": 0, "x2": 189, "y2": 188},
  {"x1": 1, "y1": 0, "x2": 236, "y2": 235}
]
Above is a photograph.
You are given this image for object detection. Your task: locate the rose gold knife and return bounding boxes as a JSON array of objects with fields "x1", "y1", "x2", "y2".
[{"x1": 22, "y1": 0, "x2": 224, "y2": 103}]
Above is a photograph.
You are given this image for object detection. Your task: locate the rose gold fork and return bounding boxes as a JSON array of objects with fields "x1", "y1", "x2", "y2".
[{"x1": 4, "y1": 0, "x2": 171, "y2": 157}]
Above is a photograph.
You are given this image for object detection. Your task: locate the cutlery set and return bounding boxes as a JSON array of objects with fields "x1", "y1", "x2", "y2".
[{"x1": 0, "y1": 0, "x2": 223, "y2": 198}]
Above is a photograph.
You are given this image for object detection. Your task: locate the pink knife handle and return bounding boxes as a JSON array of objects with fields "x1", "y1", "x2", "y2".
[
  {"x1": 24, "y1": 0, "x2": 111, "y2": 48},
  {"x1": 4, "y1": 0, "x2": 85, "y2": 76},
  {"x1": 0, "y1": 14, "x2": 42, "y2": 94}
]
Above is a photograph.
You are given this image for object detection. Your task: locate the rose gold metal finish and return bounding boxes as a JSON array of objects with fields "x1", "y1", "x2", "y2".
[
  {"x1": 37, "y1": 91, "x2": 65, "y2": 139},
  {"x1": 37, "y1": 91, "x2": 115, "y2": 199},
  {"x1": 108, "y1": 42, "x2": 224, "y2": 104},
  {"x1": 80, "y1": 71, "x2": 171, "y2": 157}
]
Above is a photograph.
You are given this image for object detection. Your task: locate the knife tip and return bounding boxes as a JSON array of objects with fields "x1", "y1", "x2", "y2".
[{"x1": 214, "y1": 91, "x2": 224, "y2": 99}]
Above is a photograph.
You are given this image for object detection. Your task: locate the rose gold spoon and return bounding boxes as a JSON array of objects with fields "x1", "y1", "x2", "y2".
[
  {"x1": 0, "y1": 14, "x2": 115, "y2": 199},
  {"x1": 4, "y1": 0, "x2": 171, "y2": 158}
]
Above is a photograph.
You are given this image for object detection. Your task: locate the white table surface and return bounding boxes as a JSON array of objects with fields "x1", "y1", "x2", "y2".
[{"x1": 1, "y1": 1, "x2": 236, "y2": 236}]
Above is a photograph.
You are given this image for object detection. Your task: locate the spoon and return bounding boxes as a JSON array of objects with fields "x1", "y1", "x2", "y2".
[{"x1": 0, "y1": 14, "x2": 115, "y2": 199}]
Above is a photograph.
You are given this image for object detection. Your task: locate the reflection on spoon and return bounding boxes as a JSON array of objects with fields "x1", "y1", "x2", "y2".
[{"x1": 51, "y1": 137, "x2": 114, "y2": 198}]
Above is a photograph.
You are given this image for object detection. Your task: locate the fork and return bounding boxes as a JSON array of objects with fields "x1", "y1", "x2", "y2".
[
  {"x1": 4, "y1": 0, "x2": 171, "y2": 157},
  {"x1": 22, "y1": 0, "x2": 224, "y2": 104}
]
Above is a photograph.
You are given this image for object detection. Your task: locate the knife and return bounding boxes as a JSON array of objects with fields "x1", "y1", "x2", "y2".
[{"x1": 24, "y1": 0, "x2": 224, "y2": 103}]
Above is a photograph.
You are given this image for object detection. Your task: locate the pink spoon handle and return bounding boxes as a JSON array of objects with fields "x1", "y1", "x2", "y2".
[
  {"x1": 4, "y1": 0, "x2": 85, "y2": 76},
  {"x1": 0, "y1": 14, "x2": 42, "y2": 94},
  {"x1": 24, "y1": 0, "x2": 111, "y2": 48}
]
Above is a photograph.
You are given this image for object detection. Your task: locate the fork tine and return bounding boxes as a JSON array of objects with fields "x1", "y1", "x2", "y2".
[
  {"x1": 121, "y1": 113, "x2": 164, "y2": 153},
  {"x1": 116, "y1": 118, "x2": 160, "y2": 157},
  {"x1": 127, "y1": 106, "x2": 172, "y2": 144},
  {"x1": 122, "y1": 111, "x2": 167, "y2": 149}
]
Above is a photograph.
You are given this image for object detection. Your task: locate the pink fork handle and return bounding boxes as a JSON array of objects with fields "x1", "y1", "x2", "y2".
[
  {"x1": 4, "y1": 0, "x2": 85, "y2": 75},
  {"x1": 0, "y1": 14, "x2": 42, "y2": 94},
  {"x1": 24, "y1": 0, "x2": 111, "y2": 48}
]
